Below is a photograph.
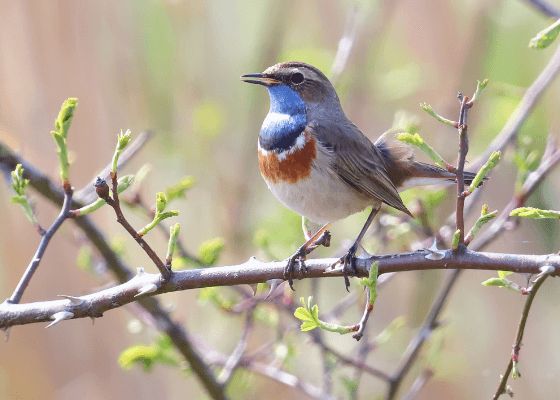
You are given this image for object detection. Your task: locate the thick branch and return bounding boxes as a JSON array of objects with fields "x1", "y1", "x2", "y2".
[{"x1": 1, "y1": 251, "x2": 559, "y2": 329}]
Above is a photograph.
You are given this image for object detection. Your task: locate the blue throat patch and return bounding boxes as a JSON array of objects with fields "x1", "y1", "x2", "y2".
[{"x1": 259, "y1": 85, "x2": 307, "y2": 152}]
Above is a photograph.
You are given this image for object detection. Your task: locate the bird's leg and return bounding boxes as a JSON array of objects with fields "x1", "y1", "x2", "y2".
[
  {"x1": 338, "y1": 205, "x2": 380, "y2": 291},
  {"x1": 285, "y1": 222, "x2": 331, "y2": 291}
]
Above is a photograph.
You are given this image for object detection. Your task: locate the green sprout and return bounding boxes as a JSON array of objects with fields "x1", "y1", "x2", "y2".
[
  {"x1": 397, "y1": 132, "x2": 449, "y2": 170},
  {"x1": 357, "y1": 261, "x2": 379, "y2": 307},
  {"x1": 137, "y1": 192, "x2": 179, "y2": 236},
  {"x1": 510, "y1": 207, "x2": 560, "y2": 219},
  {"x1": 374, "y1": 316, "x2": 406, "y2": 345},
  {"x1": 9, "y1": 164, "x2": 37, "y2": 224},
  {"x1": 111, "y1": 129, "x2": 131, "y2": 174},
  {"x1": 468, "y1": 151, "x2": 500, "y2": 193},
  {"x1": 165, "y1": 176, "x2": 195, "y2": 202},
  {"x1": 118, "y1": 335, "x2": 179, "y2": 372},
  {"x1": 51, "y1": 98, "x2": 78, "y2": 185},
  {"x1": 71, "y1": 175, "x2": 135, "y2": 217},
  {"x1": 470, "y1": 79, "x2": 489, "y2": 103},
  {"x1": 166, "y1": 223, "x2": 181, "y2": 263},
  {"x1": 529, "y1": 18, "x2": 560, "y2": 49},
  {"x1": 513, "y1": 360, "x2": 521, "y2": 379},
  {"x1": 481, "y1": 270, "x2": 522, "y2": 293},
  {"x1": 198, "y1": 286, "x2": 233, "y2": 311},
  {"x1": 294, "y1": 296, "x2": 356, "y2": 334},
  {"x1": 197, "y1": 237, "x2": 225, "y2": 265},
  {"x1": 420, "y1": 103, "x2": 457, "y2": 127},
  {"x1": 451, "y1": 229, "x2": 461, "y2": 250},
  {"x1": 465, "y1": 204, "x2": 498, "y2": 244}
]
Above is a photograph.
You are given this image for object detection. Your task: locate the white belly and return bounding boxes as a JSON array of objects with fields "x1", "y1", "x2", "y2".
[{"x1": 265, "y1": 166, "x2": 375, "y2": 224}]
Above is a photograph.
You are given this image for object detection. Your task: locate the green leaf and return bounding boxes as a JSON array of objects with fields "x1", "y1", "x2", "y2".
[
  {"x1": 341, "y1": 376, "x2": 359, "y2": 397},
  {"x1": 471, "y1": 79, "x2": 489, "y2": 103},
  {"x1": 529, "y1": 18, "x2": 560, "y2": 49},
  {"x1": 452, "y1": 229, "x2": 461, "y2": 250},
  {"x1": 294, "y1": 307, "x2": 313, "y2": 321},
  {"x1": 166, "y1": 223, "x2": 181, "y2": 261},
  {"x1": 55, "y1": 98, "x2": 78, "y2": 139},
  {"x1": 111, "y1": 129, "x2": 132, "y2": 173},
  {"x1": 9, "y1": 195, "x2": 26, "y2": 204},
  {"x1": 117, "y1": 129, "x2": 131, "y2": 150},
  {"x1": 165, "y1": 176, "x2": 195, "y2": 202},
  {"x1": 498, "y1": 270, "x2": 513, "y2": 279},
  {"x1": 419, "y1": 103, "x2": 456, "y2": 127},
  {"x1": 155, "y1": 192, "x2": 167, "y2": 214},
  {"x1": 118, "y1": 345, "x2": 159, "y2": 371},
  {"x1": 311, "y1": 304, "x2": 319, "y2": 320},
  {"x1": 158, "y1": 210, "x2": 179, "y2": 220},
  {"x1": 398, "y1": 132, "x2": 447, "y2": 169},
  {"x1": 300, "y1": 320, "x2": 318, "y2": 331},
  {"x1": 481, "y1": 277, "x2": 509, "y2": 287},
  {"x1": 197, "y1": 237, "x2": 225, "y2": 265},
  {"x1": 510, "y1": 207, "x2": 560, "y2": 219},
  {"x1": 468, "y1": 151, "x2": 501, "y2": 193},
  {"x1": 481, "y1": 277, "x2": 521, "y2": 293},
  {"x1": 76, "y1": 246, "x2": 93, "y2": 271},
  {"x1": 512, "y1": 361, "x2": 521, "y2": 379},
  {"x1": 375, "y1": 316, "x2": 406, "y2": 345}
]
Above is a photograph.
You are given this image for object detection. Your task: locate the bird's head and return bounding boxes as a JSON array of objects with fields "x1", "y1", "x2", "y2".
[{"x1": 242, "y1": 61, "x2": 338, "y2": 105}]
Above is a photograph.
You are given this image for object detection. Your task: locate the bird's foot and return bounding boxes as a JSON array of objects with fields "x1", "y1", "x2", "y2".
[
  {"x1": 284, "y1": 230, "x2": 332, "y2": 291},
  {"x1": 337, "y1": 243, "x2": 359, "y2": 292},
  {"x1": 284, "y1": 245, "x2": 308, "y2": 291}
]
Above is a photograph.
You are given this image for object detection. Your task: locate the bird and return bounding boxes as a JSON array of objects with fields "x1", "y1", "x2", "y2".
[{"x1": 242, "y1": 61, "x2": 480, "y2": 291}]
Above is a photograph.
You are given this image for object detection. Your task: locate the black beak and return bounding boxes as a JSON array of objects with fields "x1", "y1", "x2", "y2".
[{"x1": 241, "y1": 73, "x2": 280, "y2": 87}]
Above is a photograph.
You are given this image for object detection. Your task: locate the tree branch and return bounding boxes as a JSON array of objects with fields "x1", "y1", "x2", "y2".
[
  {"x1": 493, "y1": 267, "x2": 554, "y2": 399},
  {"x1": 0, "y1": 141, "x2": 227, "y2": 400},
  {"x1": 7, "y1": 189, "x2": 73, "y2": 304},
  {"x1": 1, "y1": 251, "x2": 559, "y2": 329}
]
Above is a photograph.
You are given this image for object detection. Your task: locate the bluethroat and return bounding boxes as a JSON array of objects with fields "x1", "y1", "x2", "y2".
[{"x1": 242, "y1": 61, "x2": 479, "y2": 291}]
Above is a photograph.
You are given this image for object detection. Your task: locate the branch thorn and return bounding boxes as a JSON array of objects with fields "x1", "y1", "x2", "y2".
[
  {"x1": 58, "y1": 295, "x2": 85, "y2": 305},
  {"x1": 424, "y1": 239, "x2": 446, "y2": 260},
  {"x1": 45, "y1": 311, "x2": 74, "y2": 328},
  {"x1": 265, "y1": 279, "x2": 284, "y2": 300},
  {"x1": 134, "y1": 284, "x2": 158, "y2": 298}
]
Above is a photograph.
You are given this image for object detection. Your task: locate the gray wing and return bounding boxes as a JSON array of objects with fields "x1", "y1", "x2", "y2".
[{"x1": 310, "y1": 120, "x2": 412, "y2": 217}]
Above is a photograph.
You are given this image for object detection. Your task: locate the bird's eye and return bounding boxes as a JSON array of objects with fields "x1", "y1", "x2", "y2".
[{"x1": 290, "y1": 72, "x2": 304, "y2": 85}]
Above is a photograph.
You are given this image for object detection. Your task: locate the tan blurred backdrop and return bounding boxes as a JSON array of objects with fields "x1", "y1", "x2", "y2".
[{"x1": 1, "y1": 0, "x2": 560, "y2": 399}]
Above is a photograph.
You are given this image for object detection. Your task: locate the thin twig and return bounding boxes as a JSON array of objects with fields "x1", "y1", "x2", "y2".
[
  {"x1": 473, "y1": 139, "x2": 560, "y2": 251},
  {"x1": 74, "y1": 130, "x2": 155, "y2": 204},
  {"x1": 217, "y1": 309, "x2": 254, "y2": 384},
  {"x1": 7, "y1": 189, "x2": 73, "y2": 304},
  {"x1": 122, "y1": 195, "x2": 205, "y2": 266},
  {"x1": 471, "y1": 42, "x2": 560, "y2": 172},
  {"x1": 400, "y1": 369, "x2": 434, "y2": 400},
  {"x1": 352, "y1": 289, "x2": 373, "y2": 341},
  {"x1": 455, "y1": 93, "x2": 470, "y2": 248},
  {"x1": 329, "y1": 6, "x2": 360, "y2": 86},
  {"x1": 97, "y1": 174, "x2": 171, "y2": 279},
  {"x1": 386, "y1": 268, "x2": 461, "y2": 399},
  {"x1": 205, "y1": 349, "x2": 330, "y2": 400},
  {"x1": 493, "y1": 268, "x2": 554, "y2": 399},
  {"x1": 523, "y1": 0, "x2": 560, "y2": 18}
]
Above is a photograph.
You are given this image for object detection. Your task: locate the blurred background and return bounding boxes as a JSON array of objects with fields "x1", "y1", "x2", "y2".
[{"x1": 1, "y1": 0, "x2": 560, "y2": 399}]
